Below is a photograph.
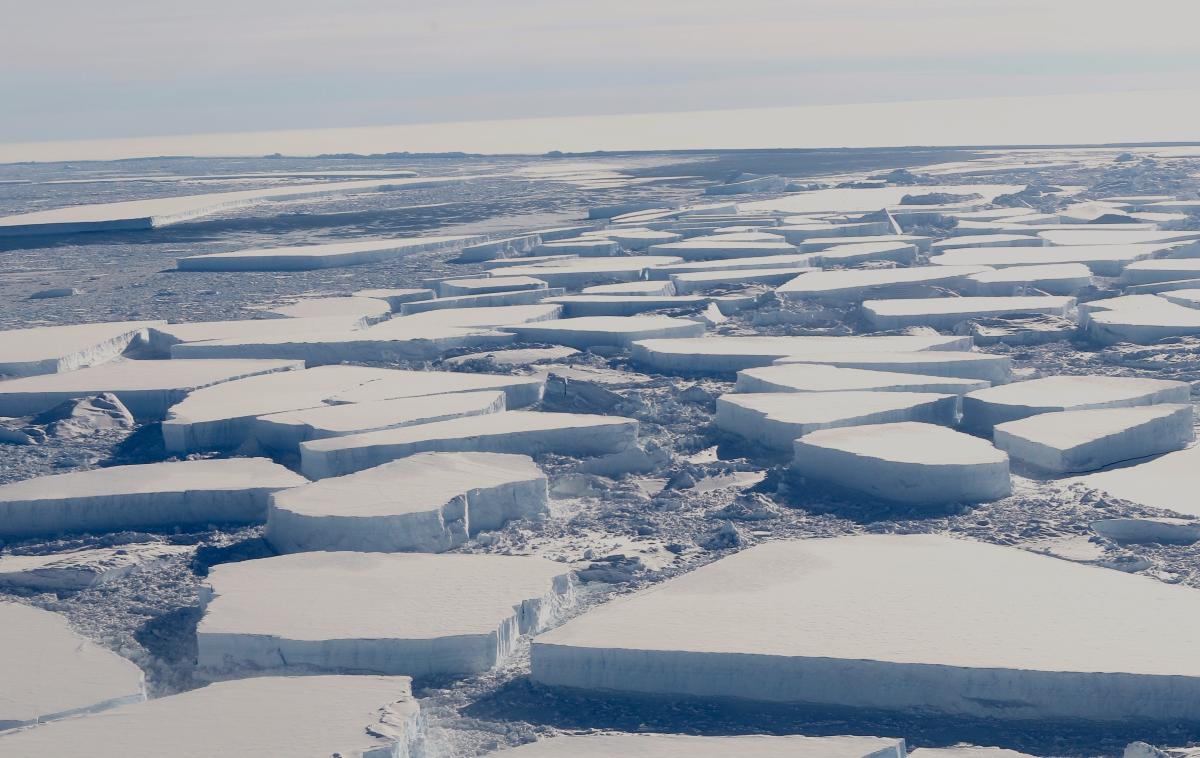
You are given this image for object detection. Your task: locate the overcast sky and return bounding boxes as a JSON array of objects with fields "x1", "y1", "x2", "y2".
[{"x1": 3, "y1": 0, "x2": 1199, "y2": 143}]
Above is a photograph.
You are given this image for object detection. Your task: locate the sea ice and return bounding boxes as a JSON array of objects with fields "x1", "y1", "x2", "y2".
[
  {"x1": 266, "y1": 452, "x2": 547, "y2": 553},
  {"x1": 931, "y1": 234, "x2": 1045, "y2": 251},
  {"x1": 531, "y1": 534, "x2": 1200, "y2": 721},
  {"x1": 198, "y1": 551, "x2": 572, "y2": 676},
  {"x1": 648, "y1": 239, "x2": 797, "y2": 260},
  {"x1": 438, "y1": 276, "x2": 548, "y2": 296},
  {"x1": 813, "y1": 241, "x2": 918, "y2": 266},
  {"x1": 0, "y1": 602, "x2": 145, "y2": 730},
  {"x1": 0, "y1": 543, "x2": 191, "y2": 591},
  {"x1": 264, "y1": 296, "x2": 392, "y2": 321},
  {"x1": 1074, "y1": 446, "x2": 1200, "y2": 518},
  {"x1": 671, "y1": 266, "x2": 815, "y2": 294},
  {"x1": 736, "y1": 363, "x2": 988, "y2": 395},
  {"x1": 773, "y1": 350, "x2": 1011, "y2": 383},
  {"x1": 504, "y1": 315, "x2": 705, "y2": 348},
  {"x1": 0, "y1": 458, "x2": 305, "y2": 538},
  {"x1": 0, "y1": 358, "x2": 301, "y2": 419},
  {"x1": 993, "y1": 404, "x2": 1193, "y2": 474},
  {"x1": 533, "y1": 238, "x2": 620, "y2": 256},
  {"x1": 399, "y1": 287, "x2": 563, "y2": 314},
  {"x1": 1039, "y1": 229, "x2": 1200, "y2": 247},
  {"x1": 176, "y1": 234, "x2": 477, "y2": 270},
  {"x1": 545, "y1": 295, "x2": 710, "y2": 317},
  {"x1": 775, "y1": 266, "x2": 990, "y2": 304},
  {"x1": 0, "y1": 321, "x2": 161, "y2": 378},
  {"x1": 352, "y1": 287, "x2": 435, "y2": 310},
  {"x1": 862, "y1": 296, "x2": 1075, "y2": 330},
  {"x1": 251, "y1": 389, "x2": 506, "y2": 451},
  {"x1": 965, "y1": 264, "x2": 1093, "y2": 296},
  {"x1": 1119, "y1": 259, "x2": 1200, "y2": 286},
  {"x1": 716, "y1": 391, "x2": 958, "y2": 451},
  {"x1": 144, "y1": 315, "x2": 370, "y2": 355},
  {"x1": 961, "y1": 375, "x2": 1190, "y2": 432},
  {"x1": 495, "y1": 256, "x2": 685, "y2": 289},
  {"x1": 645, "y1": 254, "x2": 816, "y2": 279},
  {"x1": 495, "y1": 734, "x2": 905, "y2": 758},
  {"x1": 792, "y1": 422, "x2": 1011, "y2": 503},
  {"x1": 299, "y1": 410, "x2": 639, "y2": 479},
  {"x1": 0, "y1": 675, "x2": 421, "y2": 758},
  {"x1": 800, "y1": 234, "x2": 931, "y2": 253},
  {"x1": 929, "y1": 244, "x2": 1171, "y2": 276}
]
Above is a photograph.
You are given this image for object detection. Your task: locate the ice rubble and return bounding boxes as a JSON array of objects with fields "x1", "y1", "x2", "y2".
[
  {"x1": 163, "y1": 365, "x2": 545, "y2": 452},
  {"x1": 0, "y1": 358, "x2": 301, "y2": 419},
  {"x1": 775, "y1": 266, "x2": 990, "y2": 304},
  {"x1": 497, "y1": 734, "x2": 906, "y2": 758},
  {"x1": 0, "y1": 458, "x2": 305, "y2": 538},
  {"x1": 631, "y1": 335, "x2": 970, "y2": 374},
  {"x1": 0, "y1": 176, "x2": 472, "y2": 237},
  {"x1": 792, "y1": 422, "x2": 1011, "y2": 504},
  {"x1": 198, "y1": 552, "x2": 571, "y2": 676},
  {"x1": 504, "y1": 315, "x2": 705, "y2": 348},
  {"x1": 960, "y1": 375, "x2": 1190, "y2": 432},
  {"x1": 0, "y1": 321, "x2": 161, "y2": 378},
  {"x1": 252, "y1": 389, "x2": 506, "y2": 451},
  {"x1": 1, "y1": 602, "x2": 145, "y2": 731},
  {"x1": 773, "y1": 350, "x2": 1012, "y2": 383},
  {"x1": 0, "y1": 543, "x2": 191, "y2": 591},
  {"x1": 861, "y1": 296, "x2": 1075, "y2": 330},
  {"x1": 298, "y1": 410, "x2": 638, "y2": 479},
  {"x1": 928, "y1": 244, "x2": 1172, "y2": 275},
  {"x1": 993, "y1": 404, "x2": 1193, "y2": 474},
  {"x1": 0, "y1": 676, "x2": 422, "y2": 758},
  {"x1": 266, "y1": 451, "x2": 547, "y2": 553},
  {"x1": 964, "y1": 263, "x2": 1093, "y2": 296},
  {"x1": 716, "y1": 391, "x2": 958, "y2": 451},
  {"x1": 1075, "y1": 446, "x2": 1200, "y2": 519},
  {"x1": 531, "y1": 535, "x2": 1200, "y2": 721},
  {"x1": 736, "y1": 363, "x2": 988, "y2": 395}
]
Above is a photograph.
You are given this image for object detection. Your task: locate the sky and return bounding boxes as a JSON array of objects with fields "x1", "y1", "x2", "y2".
[{"x1": 2, "y1": 0, "x2": 1200, "y2": 151}]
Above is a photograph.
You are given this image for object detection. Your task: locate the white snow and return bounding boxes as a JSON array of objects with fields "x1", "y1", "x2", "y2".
[
  {"x1": 0, "y1": 543, "x2": 191, "y2": 591},
  {"x1": 766, "y1": 221, "x2": 894, "y2": 243},
  {"x1": 198, "y1": 551, "x2": 572, "y2": 676},
  {"x1": 532, "y1": 534, "x2": 1200, "y2": 721},
  {"x1": 178, "y1": 235, "x2": 477, "y2": 271},
  {"x1": 0, "y1": 321, "x2": 161, "y2": 378},
  {"x1": 1120, "y1": 259, "x2": 1200, "y2": 286},
  {"x1": 1074, "y1": 446, "x2": 1200, "y2": 519},
  {"x1": 965, "y1": 264, "x2": 1093, "y2": 296},
  {"x1": 800, "y1": 234, "x2": 931, "y2": 253},
  {"x1": 793, "y1": 422, "x2": 1011, "y2": 503},
  {"x1": 672, "y1": 266, "x2": 814, "y2": 294},
  {"x1": 736, "y1": 363, "x2": 989, "y2": 395},
  {"x1": 862, "y1": 296, "x2": 1075, "y2": 330},
  {"x1": 497, "y1": 734, "x2": 906, "y2": 758},
  {"x1": 631, "y1": 334, "x2": 971, "y2": 374},
  {"x1": 163, "y1": 365, "x2": 544, "y2": 451},
  {"x1": 299, "y1": 410, "x2": 638, "y2": 479},
  {"x1": 928, "y1": 244, "x2": 1171, "y2": 276},
  {"x1": 815, "y1": 241, "x2": 918, "y2": 266},
  {"x1": 931, "y1": 234, "x2": 1045, "y2": 251},
  {"x1": 581, "y1": 281, "x2": 677, "y2": 296},
  {"x1": 0, "y1": 675, "x2": 422, "y2": 758},
  {"x1": 533, "y1": 238, "x2": 620, "y2": 256},
  {"x1": 1039, "y1": 229, "x2": 1200, "y2": 247},
  {"x1": 0, "y1": 458, "x2": 306, "y2": 538},
  {"x1": 1091, "y1": 517, "x2": 1200, "y2": 545},
  {"x1": 266, "y1": 452, "x2": 547, "y2": 553},
  {"x1": 252, "y1": 389, "x2": 506, "y2": 451},
  {"x1": 961, "y1": 376, "x2": 1190, "y2": 432},
  {"x1": 716, "y1": 391, "x2": 958, "y2": 451},
  {"x1": 145, "y1": 315, "x2": 370, "y2": 355},
  {"x1": 909, "y1": 749, "x2": 1035, "y2": 758},
  {"x1": 0, "y1": 602, "x2": 145, "y2": 730},
  {"x1": 264, "y1": 296, "x2": 392, "y2": 321},
  {"x1": 504, "y1": 315, "x2": 705, "y2": 348},
  {"x1": 591, "y1": 229, "x2": 683, "y2": 250},
  {"x1": 352, "y1": 287, "x2": 434, "y2": 310},
  {"x1": 648, "y1": 239, "x2": 797, "y2": 260},
  {"x1": 645, "y1": 254, "x2": 816, "y2": 279},
  {"x1": 776, "y1": 266, "x2": 990, "y2": 304},
  {"x1": 495, "y1": 256, "x2": 684, "y2": 289},
  {"x1": 0, "y1": 358, "x2": 301, "y2": 419},
  {"x1": 993, "y1": 404, "x2": 1194, "y2": 474},
  {"x1": 458, "y1": 234, "x2": 543, "y2": 262},
  {"x1": 0, "y1": 177, "x2": 473, "y2": 237},
  {"x1": 545, "y1": 295, "x2": 710, "y2": 317},
  {"x1": 1083, "y1": 295, "x2": 1200, "y2": 344},
  {"x1": 399, "y1": 287, "x2": 562, "y2": 314},
  {"x1": 439, "y1": 276, "x2": 548, "y2": 296},
  {"x1": 773, "y1": 350, "x2": 1012, "y2": 383}
]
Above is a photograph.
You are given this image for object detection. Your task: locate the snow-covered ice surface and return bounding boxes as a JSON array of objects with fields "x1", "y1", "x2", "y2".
[
  {"x1": 0, "y1": 675, "x2": 422, "y2": 757},
  {"x1": 0, "y1": 321, "x2": 162, "y2": 377},
  {"x1": 737, "y1": 364, "x2": 989, "y2": 395},
  {"x1": 6, "y1": 148, "x2": 1200, "y2": 756},
  {"x1": 0, "y1": 602, "x2": 145, "y2": 730},
  {"x1": 494, "y1": 733, "x2": 906, "y2": 757},
  {"x1": 198, "y1": 551, "x2": 572, "y2": 676},
  {"x1": 960, "y1": 375, "x2": 1190, "y2": 432}
]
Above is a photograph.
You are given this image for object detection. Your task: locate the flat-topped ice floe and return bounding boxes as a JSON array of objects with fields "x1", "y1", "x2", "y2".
[
  {"x1": 814, "y1": 241, "x2": 918, "y2": 266},
  {"x1": 1040, "y1": 229, "x2": 1200, "y2": 247},
  {"x1": 800, "y1": 234, "x2": 931, "y2": 253},
  {"x1": 1119, "y1": 259, "x2": 1200, "y2": 285},
  {"x1": 532, "y1": 534, "x2": 1200, "y2": 721},
  {"x1": 1084, "y1": 295, "x2": 1200, "y2": 344},
  {"x1": 929, "y1": 244, "x2": 1171, "y2": 276},
  {"x1": 631, "y1": 334, "x2": 970, "y2": 374},
  {"x1": 492, "y1": 256, "x2": 683, "y2": 289},
  {"x1": 966, "y1": 263, "x2": 1093, "y2": 296},
  {"x1": 591, "y1": 228, "x2": 682, "y2": 250},
  {"x1": 399, "y1": 287, "x2": 562, "y2": 314},
  {"x1": 300, "y1": 410, "x2": 638, "y2": 479},
  {"x1": 1, "y1": 602, "x2": 145, "y2": 730},
  {"x1": 737, "y1": 364, "x2": 988, "y2": 395},
  {"x1": 267, "y1": 452, "x2": 547, "y2": 553},
  {"x1": 961, "y1": 375, "x2": 1190, "y2": 432},
  {"x1": 352, "y1": 287, "x2": 434, "y2": 309},
  {"x1": 0, "y1": 543, "x2": 191, "y2": 591},
  {"x1": 0, "y1": 176, "x2": 471, "y2": 237},
  {"x1": 263, "y1": 296, "x2": 392, "y2": 321},
  {"x1": 909, "y1": 748, "x2": 1035, "y2": 758},
  {"x1": 178, "y1": 235, "x2": 476, "y2": 271},
  {"x1": 164, "y1": 365, "x2": 544, "y2": 452},
  {"x1": 793, "y1": 422, "x2": 1010, "y2": 503},
  {"x1": 993, "y1": 404, "x2": 1193, "y2": 474},
  {"x1": 0, "y1": 675, "x2": 421, "y2": 757},
  {"x1": 198, "y1": 551, "x2": 572, "y2": 676},
  {"x1": 545, "y1": 295, "x2": 709, "y2": 317},
  {"x1": 0, "y1": 458, "x2": 305, "y2": 538},
  {"x1": 671, "y1": 266, "x2": 813, "y2": 294},
  {"x1": 533, "y1": 238, "x2": 620, "y2": 257},
  {"x1": 0, "y1": 321, "x2": 161, "y2": 378},
  {"x1": 253, "y1": 389, "x2": 506, "y2": 451},
  {"x1": 1075, "y1": 447, "x2": 1200, "y2": 518},
  {"x1": 716, "y1": 391, "x2": 957, "y2": 451},
  {"x1": 505, "y1": 315, "x2": 704, "y2": 348},
  {"x1": 497, "y1": 734, "x2": 906, "y2": 758},
  {"x1": 862, "y1": 296, "x2": 1075, "y2": 330},
  {"x1": 145, "y1": 315, "x2": 369, "y2": 355},
  {"x1": 773, "y1": 350, "x2": 1012, "y2": 383},
  {"x1": 776, "y1": 266, "x2": 989, "y2": 304},
  {"x1": 0, "y1": 358, "x2": 301, "y2": 419},
  {"x1": 438, "y1": 276, "x2": 548, "y2": 296},
  {"x1": 931, "y1": 234, "x2": 1045, "y2": 251},
  {"x1": 648, "y1": 239, "x2": 796, "y2": 260},
  {"x1": 646, "y1": 254, "x2": 815, "y2": 279}
]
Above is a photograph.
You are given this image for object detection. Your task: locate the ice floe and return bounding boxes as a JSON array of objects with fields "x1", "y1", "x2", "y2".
[
  {"x1": 961, "y1": 375, "x2": 1189, "y2": 432},
  {"x1": 736, "y1": 363, "x2": 988, "y2": 395},
  {"x1": 861, "y1": 296, "x2": 1075, "y2": 330},
  {"x1": 0, "y1": 321, "x2": 161, "y2": 378}
]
